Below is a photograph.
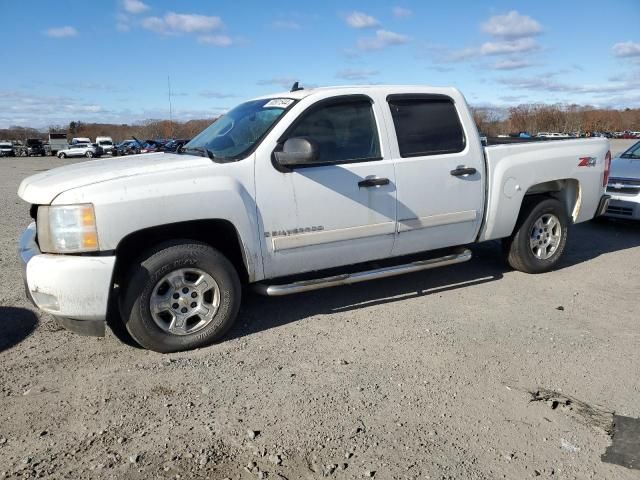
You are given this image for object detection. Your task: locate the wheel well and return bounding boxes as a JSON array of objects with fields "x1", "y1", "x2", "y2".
[
  {"x1": 113, "y1": 219, "x2": 249, "y2": 286},
  {"x1": 524, "y1": 179, "x2": 580, "y2": 222}
]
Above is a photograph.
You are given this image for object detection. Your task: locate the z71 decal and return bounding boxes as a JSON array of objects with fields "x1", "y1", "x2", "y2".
[{"x1": 578, "y1": 156, "x2": 596, "y2": 167}]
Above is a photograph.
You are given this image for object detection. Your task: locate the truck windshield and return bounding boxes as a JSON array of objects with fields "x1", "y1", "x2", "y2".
[{"x1": 183, "y1": 98, "x2": 295, "y2": 161}]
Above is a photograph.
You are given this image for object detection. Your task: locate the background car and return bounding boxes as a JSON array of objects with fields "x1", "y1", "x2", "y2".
[
  {"x1": 113, "y1": 139, "x2": 142, "y2": 156},
  {"x1": 0, "y1": 142, "x2": 15, "y2": 157},
  {"x1": 604, "y1": 140, "x2": 640, "y2": 220},
  {"x1": 57, "y1": 143, "x2": 101, "y2": 159},
  {"x1": 139, "y1": 139, "x2": 167, "y2": 153},
  {"x1": 161, "y1": 138, "x2": 191, "y2": 152}
]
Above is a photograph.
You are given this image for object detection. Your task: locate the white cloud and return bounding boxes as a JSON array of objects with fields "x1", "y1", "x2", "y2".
[
  {"x1": 122, "y1": 0, "x2": 149, "y2": 14},
  {"x1": 142, "y1": 12, "x2": 224, "y2": 35},
  {"x1": 490, "y1": 58, "x2": 534, "y2": 70},
  {"x1": 272, "y1": 19, "x2": 301, "y2": 30},
  {"x1": 480, "y1": 37, "x2": 539, "y2": 55},
  {"x1": 44, "y1": 26, "x2": 78, "y2": 38},
  {"x1": 357, "y1": 29, "x2": 408, "y2": 51},
  {"x1": 612, "y1": 41, "x2": 640, "y2": 58},
  {"x1": 198, "y1": 34, "x2": 233, "y2": 47},
  {"x1": 336, "y1": 68, "x2": 379, "y2": 80},
  {"x1": 393, "y1": 7, "x2": 412, "y2": 19},
  {"x1": 482, "y1": 11, "x2": 542, "y2": 39},
  {"x1": 345, "y1": 11, "x2": 380, "y2": 29}
]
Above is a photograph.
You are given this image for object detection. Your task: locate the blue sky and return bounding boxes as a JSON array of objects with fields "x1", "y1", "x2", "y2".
[{"x1": 1, "y1": 0, "x2": 639, "y2": 128}]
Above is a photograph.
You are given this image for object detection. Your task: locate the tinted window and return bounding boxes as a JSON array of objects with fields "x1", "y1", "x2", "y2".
[
  {"x1": 388, "y1": 97, "x2": 465, "y2": 157},
  {"x1": 286, "y1": 99, "x2": 380, "y2": 163}
]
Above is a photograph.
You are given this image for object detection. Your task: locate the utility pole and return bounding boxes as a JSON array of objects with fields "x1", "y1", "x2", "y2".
[{"x1": 168, "y1": 75, "x2": 173, "y2": 138}]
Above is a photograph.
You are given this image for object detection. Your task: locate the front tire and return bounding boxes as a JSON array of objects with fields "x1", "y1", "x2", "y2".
[
  {"x1": 503, "y1": 197, "x2": 569, "y2": 274},
  {"x1": 120, "y1": 241, "x2": 241, "y2": 353},
  {"x1": 85, "y1": 151, "x2": 93, "y2": 158},
  {"x1": 58, "y1": 153, "x2": 66, "y2": 158}
]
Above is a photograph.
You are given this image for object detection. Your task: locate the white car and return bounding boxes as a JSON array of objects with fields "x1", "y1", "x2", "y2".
[
  {"x1": 605, "y1": 140, "x2": 640, "y2": 220},
  {"x1": 96, "y1": 136, "x2": 114, "y2": 155},
  {"x1": 57, "y1": 143, "x2": 101, "y2": 159},
  {"x1": 18, "y1": 84, "x2": 611, "y2": 352}
]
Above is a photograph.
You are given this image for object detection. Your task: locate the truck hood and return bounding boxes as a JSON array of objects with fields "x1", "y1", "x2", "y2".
[
  {"x1": 18, "y1": 152, "x2": 211, "y2": 204},
  {"x1": 610, "y1": 156, "x2": 640, "y2": 180}
]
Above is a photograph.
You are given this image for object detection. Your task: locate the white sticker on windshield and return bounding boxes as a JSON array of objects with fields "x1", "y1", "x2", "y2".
[{"x1": 264, "y1": 98, "x2": 294, "y2": 109}]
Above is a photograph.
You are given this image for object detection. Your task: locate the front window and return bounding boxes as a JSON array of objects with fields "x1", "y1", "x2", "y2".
[
  {"x1": 99, "y1": 141, "x2": 112, "y2": 146},
  {"x1": 183, "y1": 98, "x2": 295, "y2": 161}
]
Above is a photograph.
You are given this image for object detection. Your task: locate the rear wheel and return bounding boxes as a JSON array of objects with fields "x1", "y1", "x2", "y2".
[
  {"x1": 120, "y1": 241, "x2": 241, "y2": 353},
  {"x1": 503, "y1": 198, "x2": 569, "y2": 274}
]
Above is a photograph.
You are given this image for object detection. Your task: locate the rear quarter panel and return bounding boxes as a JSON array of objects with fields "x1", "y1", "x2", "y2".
[{"x1": 479, "y1": 138, "x2": 609, "y2": 241}]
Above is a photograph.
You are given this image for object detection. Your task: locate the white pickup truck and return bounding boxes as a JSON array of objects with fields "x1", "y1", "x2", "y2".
[{"x1": 18, "y1": 85, "x2": 612, "y2": 352}]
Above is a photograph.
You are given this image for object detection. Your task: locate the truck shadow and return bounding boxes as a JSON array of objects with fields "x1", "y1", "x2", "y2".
[
  {"x1": 0, "y1": 307, "x2": 39, "y2": 353},
  {"x1": 227, "y1": 219, "x2": 640, "y2": 341}
]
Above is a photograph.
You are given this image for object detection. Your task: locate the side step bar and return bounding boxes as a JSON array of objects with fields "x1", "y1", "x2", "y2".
[{"x1": 254, "y1": 248, "x2": 472, "y2": 296}]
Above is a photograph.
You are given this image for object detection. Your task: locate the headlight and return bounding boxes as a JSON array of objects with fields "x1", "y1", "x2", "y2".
[{"x1": 37, "y1": 204, "x2": 99, "y2": 253}]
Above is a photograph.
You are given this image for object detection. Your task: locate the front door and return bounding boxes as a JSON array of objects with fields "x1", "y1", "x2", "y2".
[{"x1": 255, "y1": 94, "x2": 397, "y2": 279}]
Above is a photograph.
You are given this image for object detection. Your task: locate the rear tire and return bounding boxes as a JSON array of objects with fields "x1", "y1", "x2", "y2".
[
  {"x1": 503, "y1": 197, "x2": 569, "y2": 274},
  {"x1": 120, "y1": 241, "x2": 241, "y2": 353}
]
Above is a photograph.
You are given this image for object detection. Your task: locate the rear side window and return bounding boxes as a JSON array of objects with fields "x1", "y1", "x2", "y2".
[
  {"x1": 286, "y1": 99, "x2": 381, "y2": 164},
  {"x1": 388, "y1": 96, "x2": 465, "y2": 157}
]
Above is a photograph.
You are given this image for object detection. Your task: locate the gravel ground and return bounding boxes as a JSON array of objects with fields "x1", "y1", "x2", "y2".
[{"x1": 0, "y1": 140, "x2": 638, "y2": 479}]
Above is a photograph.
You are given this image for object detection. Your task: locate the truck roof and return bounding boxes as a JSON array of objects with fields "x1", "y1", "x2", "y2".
[{"x1": 252, "y1": 84, "x2": 463, "y2": 102}]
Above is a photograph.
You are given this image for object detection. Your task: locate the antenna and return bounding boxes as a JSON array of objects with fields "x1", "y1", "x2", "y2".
[
  {"x1": 290, "y1": 81, "x2": 304, "y2": 92},
  {"x1": 168, "y1": 75, "x2": 173, "y2": 138}
]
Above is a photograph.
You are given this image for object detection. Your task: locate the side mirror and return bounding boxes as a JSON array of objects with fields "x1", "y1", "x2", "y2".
[{"x1": 274, "y1": 137, "x2": 318, "y2": 167}]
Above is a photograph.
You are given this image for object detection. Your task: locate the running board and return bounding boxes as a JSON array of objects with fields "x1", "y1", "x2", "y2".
[{"x1": 254, "y1": 248, "x2": 472, "y2": 296}]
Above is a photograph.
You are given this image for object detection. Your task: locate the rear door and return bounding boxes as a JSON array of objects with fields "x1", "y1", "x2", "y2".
[{"x1": 384, "y1": 94, "x2": 485, "y2": 256}]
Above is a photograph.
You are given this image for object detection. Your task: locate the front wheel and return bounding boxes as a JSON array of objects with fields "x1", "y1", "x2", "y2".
[
  {"x1": 120, "y1": 241, "x2": 241, "y2": 353},
  {"x1": 85, "y1": 151, "x2": 93, "y2": 158},
  {"x1": 503, "y1": 197, "x2": 569, "y2": 274},
  {"x1": 58, "y1": 153, "x2": 66, "y2": 158}
]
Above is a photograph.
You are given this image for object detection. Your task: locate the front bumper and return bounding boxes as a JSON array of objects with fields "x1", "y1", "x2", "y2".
[{"x1": 19, "y1": 222, "x2": 115, "y2": 336}]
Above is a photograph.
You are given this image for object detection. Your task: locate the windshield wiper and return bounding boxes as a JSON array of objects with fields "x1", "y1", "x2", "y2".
[{"x1": 181, "y1": 146, "x2": 221, "y2": 162}]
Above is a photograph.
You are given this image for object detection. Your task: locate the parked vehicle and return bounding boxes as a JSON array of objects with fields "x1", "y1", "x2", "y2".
[
  {"x1": 18, "y1": 85, "x2": 611, "y2": 352},
  {"x1": 96, "y1": 136, "x2": 114, "y2": 155},
  {"x1": 0, "y1": 141, "x2": 15, "y2": 157},
  {"x1": 71, "y1": 137, "x2": 91, "y2": 145},
  {"x1": 16, "y1": 138, "x2": 46, "y2": 157},
  {"x1": 162, "y1": 139, "x2": 191, "y2": 153},
  {"x1": 48, "y1": 132, "x2": 68, "y2": 155},
  {"x1": 604, "y1": 140, "x2": 640, "y2": 220},
  {"x1": 139, "y1": 139, "x2": 167, "y2": 154},
  {"x1": 56, "y1": 143, "x2": 101, "y2": 159},
  {"x1": 113, "y1": 139, "x2": 142, "y2": 156}
]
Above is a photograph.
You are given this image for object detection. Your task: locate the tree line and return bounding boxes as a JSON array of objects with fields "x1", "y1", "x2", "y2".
[
  {"x1": 0, "y1": 118, "x2": 219, "y2": 143},
  {"x1": 472, "y1": 104, "x2": 640, "y2": 137},
  {"x1": 2, "y1": 104, "x2": 640, "y2": 143}
]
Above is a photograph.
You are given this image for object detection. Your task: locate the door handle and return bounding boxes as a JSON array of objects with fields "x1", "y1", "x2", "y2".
[
  {"x1": 358, "y1": 177, "x2": 390, "y2": 188},
  {"x1": 450, "y1": 166, "x2": 477, "y2": 177}
]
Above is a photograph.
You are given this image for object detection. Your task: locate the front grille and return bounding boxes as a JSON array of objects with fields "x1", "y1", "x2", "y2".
[
  {"x1": 607, "y1": 177, "x2": 640, "y2": 195},
  {"x1": 607, "y1": 205, "x2": 634, "y2": 216}
]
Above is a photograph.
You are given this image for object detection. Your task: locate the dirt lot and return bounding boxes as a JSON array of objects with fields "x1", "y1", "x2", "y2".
[{"x1": 0, "y1": 140, "x2": 639, "y2": 479}]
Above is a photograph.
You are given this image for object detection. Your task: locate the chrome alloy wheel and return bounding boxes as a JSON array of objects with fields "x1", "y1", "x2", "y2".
[
  {"x1": 529, "y1": 213, "x2": 562, "y2": 260},
  {"x1": 149, "y1": 268, "x2": 220, "y2": 335}
]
